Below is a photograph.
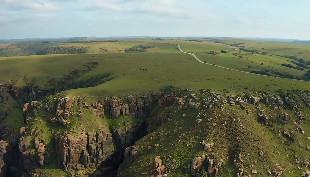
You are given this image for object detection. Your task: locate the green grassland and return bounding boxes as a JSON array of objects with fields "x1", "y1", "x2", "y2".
[
  {"x1": 1, "y1": 52, "x2": 310, "y2": 97},
  {"x1": 2, "y1": 38, "x2": 310, "y2": 176},
  {"x1": 59, "y1": 39, "x2": 181, "y2": 54},
  {"x1": 218, "y1": 38, "x2": 310, "y2": 61},
  {"x1": 2, "y1": 38, "x2": 310, "y2": 81}
]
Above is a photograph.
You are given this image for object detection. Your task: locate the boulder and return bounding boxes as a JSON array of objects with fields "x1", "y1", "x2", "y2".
[
  {"x1": 237, "y1": 167, "x2": 244, "y2": 177},
  {"x1": 177, "y1": 97, "x2": 185, "y2": 108},
  {"x1": 272, "y1": 165, "x2": 283, "y2": 177},
  {"x1": 202, "y1": 141, "x2": 214, "y2": 151},
  {"x1": 249, "y1": 96, "x2": 260, "y2": 104},
  {"x1": 191, "y1": 156, "x2": 204, "y2": 175},
  {"x1": 206, "y1": 157, "x2": 220, "y2": 176},
  {"x1": 279, "y1": 113, "x2": 290, "y2": 121},
  {"x1": 20, "y1": 127, "x2": 26, "y2": 135}
]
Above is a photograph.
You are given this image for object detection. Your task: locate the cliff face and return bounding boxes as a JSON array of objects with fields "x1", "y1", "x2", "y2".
[
  {"x1": 0, "y1": 84, "x2": 169, "y2": 176},
  {"x1": 55, "y1": 130, "x2": 114, "y2": 171}
]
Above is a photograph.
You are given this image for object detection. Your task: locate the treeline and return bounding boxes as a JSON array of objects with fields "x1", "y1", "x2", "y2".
[
  {"x1": 35, "y1": 46, "x2": 89, "y2": 55},
  {"x1": 124, "y1": 45, "x2": 152, "y2": 53},
  {"x1": 65, "y1": 40, "x2": 119, "y2": 43},
  {"x1": 281, "y1": 63, "x2": 305, "y2": 71},
  {"x1": 251, "y1": 69, "x2": 302, "y2": 80},
  {"x1": 46, "y1": 62, "x2": 113, "y2": 92},
  {"x1": 13, "y1": 41, "x2": 89, "y2": 55}
]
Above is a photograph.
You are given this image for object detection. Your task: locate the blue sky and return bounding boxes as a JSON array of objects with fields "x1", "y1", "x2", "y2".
[{"x1": 0, "y1": 0, "x2": 309, "y2": 39}]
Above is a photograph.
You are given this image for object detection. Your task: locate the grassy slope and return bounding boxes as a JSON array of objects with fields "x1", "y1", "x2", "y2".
[
  {"x1": 60, "y1": 39, "x2": 181, "y2": 54},
  {"x1": 119, "y1": 90, "x2": 310, "y2": 176},
  {"x1": 1, "y1": 52, "x2": 310, "y2": 97},
  {"x1": 217, "y1": 38, "x2": 310, "y2": 61}
]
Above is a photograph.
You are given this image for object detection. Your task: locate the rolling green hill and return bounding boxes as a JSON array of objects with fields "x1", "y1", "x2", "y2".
[{"x1": 1, "y1": 38, "x2": 310, "y2": 176}]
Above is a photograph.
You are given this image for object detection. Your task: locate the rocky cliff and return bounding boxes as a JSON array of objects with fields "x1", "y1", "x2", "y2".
[
  {"x1": 55, "y1": 130, "x2": 114, "y2": 172},
  {"x1": 0, "y1": 84, "x2": 164, "y2": 176}
]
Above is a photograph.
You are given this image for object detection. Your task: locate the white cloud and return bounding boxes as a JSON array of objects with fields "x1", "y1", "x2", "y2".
[{"x1": 0, "y1": 0, "x2": 59, "y2": 11}]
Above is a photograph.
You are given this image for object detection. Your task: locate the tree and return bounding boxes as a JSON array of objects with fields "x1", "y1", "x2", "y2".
[{"x1": 221, "y1": 50, "x2": 227, "y2": 53}]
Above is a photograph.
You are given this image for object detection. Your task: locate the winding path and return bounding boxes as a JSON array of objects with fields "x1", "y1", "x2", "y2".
[{"x1": 177, "y1": 45, "x2": 307, "y2": 82}]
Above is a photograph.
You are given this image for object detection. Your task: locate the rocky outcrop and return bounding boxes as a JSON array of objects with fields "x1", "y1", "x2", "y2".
[
  {"x1": 272, "y1": 165, "x2": 283, "y2": 177},
  {"x1": 6, "y1": 84, "x2": 48, "y2": 103},
  {"x1": 55, "y1": 130, "x2": 114, "y2": 171},
  {"x1": 92, "y1": 101, "x2": 104, "y2": 117},
  {"x1": 191, "y1": 155, "x2": 205, "y2": 175},
  {"x1": 34, "y1": 138, "x2": 50, "y2": 167},
  {"x1": 18, "y1": 136, "x2": 38, "y2": 173},
  {"x1": 191, "y1": 155, "x2": 221, "y2": 176},
  {"x1": 56, "y1": 97, "x2": 73, "y2": 119},
  {"x1": 279, "y1": 113, "x2": 290, "y2": 121},
  {"x1": 113, "y1": 127, "x2": 141, "y2": 149},
  {"x1": 0, "y1": 84, "x2": 10, "y2": 104},
  {"x1": 123, "y1": 146, "x2": 138, "y2": 164},
  {"x1": 0, "y1": 141, "x2": 8, "y2": 175},
  {"x1": 158, "y1": 95, "x2": 176, "y2": 107},
  {"x1": 258, "y1": 109, "x2": 269, "y2": 125},
  {"x1": 128, "y1": 95, "x2": 152, "y2": 118},
  {"x1": 152, "y1": 156, "x2": 167, "y2": 176},
  {"x1": 206, "y1": 157, "x2": 221, "y2": 176},
  {"x1": 202, "y1": 141, "x2": 214, "y2": 152},
  {"x1": 23, "y1": 103, "x2": 31, "y2": 124},
  {"x1": 102, "y1": 95, "x2": 152, "y2": 119},
  {"x1": 249, "y1": 96, "x2": 261, "y2": 104}
]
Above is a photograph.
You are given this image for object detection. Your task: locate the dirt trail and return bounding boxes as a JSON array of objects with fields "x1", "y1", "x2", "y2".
[{"x1": 177, "y1": 44, "x2": 308, "y2": 82}]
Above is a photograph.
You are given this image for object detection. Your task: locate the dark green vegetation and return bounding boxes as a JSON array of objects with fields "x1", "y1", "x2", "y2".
[
  {"x1": 0, "y1": 41, "x2": 89, "y2": 56},
  {"x1": 1, "y1": 38, "x2": 310, "y2": 176},
  {"x1": 124, "y1": 45, "x2": 152, "y2": 53}
]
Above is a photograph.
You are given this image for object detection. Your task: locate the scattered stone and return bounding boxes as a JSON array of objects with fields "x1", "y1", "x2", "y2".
[
  {"x1": 20, "y1": 127, "x2": 26, "y2": 135},
  {"x1": 252, "y1": 170, "x2": 257, "y2": 174},
  {"x1": 237, "y1": 167, "x2": 244, "y2": 177},
  {"x1": 202, "y1": 141, "x2": 214, "y2": 151}
]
